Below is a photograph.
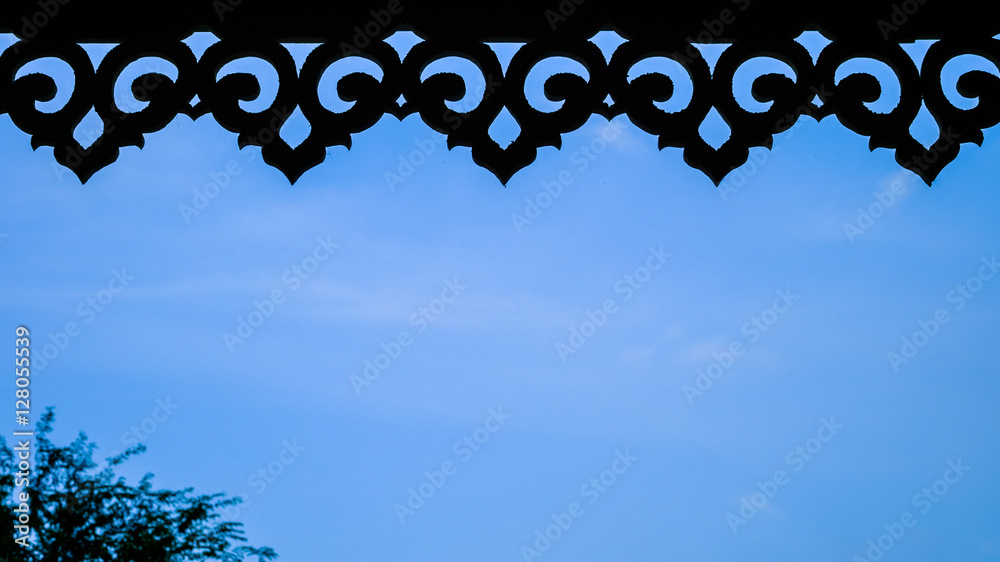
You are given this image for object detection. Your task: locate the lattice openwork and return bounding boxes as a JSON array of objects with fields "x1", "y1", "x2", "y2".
[{"x1": 1, "y1": 0, "x2": 998, "y2": 184}]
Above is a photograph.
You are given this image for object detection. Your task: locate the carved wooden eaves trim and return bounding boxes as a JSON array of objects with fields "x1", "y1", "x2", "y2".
[{"x1": 1, "y1": 1, "x2": 998, "y2": 184}]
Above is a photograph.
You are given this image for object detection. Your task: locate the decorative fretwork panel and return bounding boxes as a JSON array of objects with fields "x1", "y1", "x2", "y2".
[{"x1": 1, "y1": 1, "x2": 998, "y2": 185}]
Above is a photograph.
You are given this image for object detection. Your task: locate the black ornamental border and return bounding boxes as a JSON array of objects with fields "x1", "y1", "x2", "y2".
[{"x1": 1, "y1": 0, "x2": 998, "y2": 185}]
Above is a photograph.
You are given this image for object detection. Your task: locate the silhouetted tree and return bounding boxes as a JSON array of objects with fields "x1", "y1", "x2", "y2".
[{"x1": 0, "y1": 407, "x2": 276, "y2": 561}]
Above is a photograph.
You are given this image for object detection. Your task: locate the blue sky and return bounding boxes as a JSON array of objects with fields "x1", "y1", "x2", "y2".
[{"x1": 1, "y1": 31, "x2": 999, "y2": 561}]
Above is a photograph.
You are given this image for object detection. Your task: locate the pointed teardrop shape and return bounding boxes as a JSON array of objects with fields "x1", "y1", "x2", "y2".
[
  {"x1": 698, "y1": 107, "x2": 731, "y2": 150},
  {"x1": 487, "y1": 108, "x2": 521, "y2": 149}
]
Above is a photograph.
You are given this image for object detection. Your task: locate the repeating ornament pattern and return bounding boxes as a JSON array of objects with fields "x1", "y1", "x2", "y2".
[{"x1": 0, "y1": 34, "x2": 998, "y2": 185}]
